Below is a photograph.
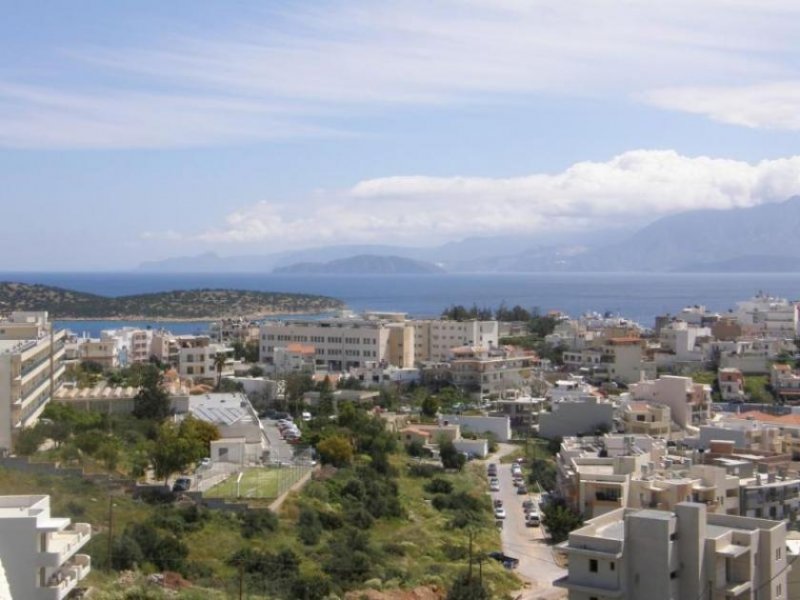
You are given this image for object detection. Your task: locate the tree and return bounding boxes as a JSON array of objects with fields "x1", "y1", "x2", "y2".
[
  {"x1": 439, "y1": 439, "x2": 466, "y2": 471},
  {"x1": 421, "y1": 395, "x2": 440, "y2": 418},
  {"x1": 213, "y1": 352, "x2": 227, "y2": 390},
  {"x1": 132, "y1": 367, "x2": 171, "y2": 420},
  {"x1": 149, "y1": 422, "x2": 198, "y2": 484},
  {"x1": 541, "y1": 498, "x2": 583, "y2": 543},
  {"x1": 178, "y1": 415, "x2": 220, "y2": 456},
  {"x1": 317, "y1": 435, "x2": 353, "y2": 467},
  {"x1": 248, "y1": 365, "x2": 265, "y2": 378}
]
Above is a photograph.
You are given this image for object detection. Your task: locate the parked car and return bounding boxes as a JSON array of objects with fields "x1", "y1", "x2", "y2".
[
  {"x1": 488, "y1": 551, "x2": 519, "y2": 569},
  {"x1": 517, "y1": 485, "x2": 528, "y2": 495},
  {"x1": 489, "y1": 481, "x2": 500, "y2": 492},
  {"x1": 172, "y1": 477, "x2": 191, "y2": 492},
  {"x1": 493, "y1": 498, "x2": 503, "y2": 508},
  {"x1": 494, "y1": 507, "x2": 507, "y2": 519},
  {"x1": 525, "y1": 512, "x2": 541, "y2": 527},
  {"x1": 522, "y1": 499, "x2": 535, "y2": 511}
]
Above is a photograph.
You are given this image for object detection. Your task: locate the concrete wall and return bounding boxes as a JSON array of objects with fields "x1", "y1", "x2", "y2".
[
  {"x1": 538, "y1": 398, "x2": 614, "y2": 440},
  {"x1": 439, "y1": 414, "x2": 511, "y2": 442}
]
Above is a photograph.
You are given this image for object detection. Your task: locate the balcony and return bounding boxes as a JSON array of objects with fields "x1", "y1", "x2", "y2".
[
  {"x1": 41, "y1": 523, "x2": 91, "y2": 566},
  {"x1": 41, "y1": 554, "x2": 91, "y2": 600}
]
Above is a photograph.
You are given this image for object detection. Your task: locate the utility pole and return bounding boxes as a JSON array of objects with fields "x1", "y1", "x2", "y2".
[
  {"x1": 238, "y1": 561, "x2": 244, "y2": 600},
  {"x1": 467, "y1": 529, "x2": 474, "y2": 582},
  {"x1": 107, "y1": 496, "x2": 114, "y2": 569}
]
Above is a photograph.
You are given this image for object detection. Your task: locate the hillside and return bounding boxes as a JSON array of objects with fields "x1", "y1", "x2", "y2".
[
  {"x1": 0, "y1": 282, "x2": 344, "y2": 319},
  {"x1": 273, "y1": 254, "x2": 446, "y2": 274}
]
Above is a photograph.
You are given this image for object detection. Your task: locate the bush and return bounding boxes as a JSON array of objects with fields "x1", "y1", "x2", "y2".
[
  {"x1": 541, "y1": 498, "x2": 583, "y2": 543},
  {"x1": 297, "y1": 507, "x2": 323, "y2": 545},
  {"x1": 317, "y1": 435, "x2": 353, "y2": 467},
  {"x1": 439, "y1": 440, "x2": 466, "y2": 471},
  {"x1": 424, "y1": 477, "x2": 454, "y2": 495},
  {"x1": 408, "y1": 463, "x2": 443, "y2": 478},
  {"x1": 136, "y1": 486, "x2": 175, "y2": 505},
  {"x1": 346, "y1": 505, "x2": 375, "y2": 529},
  {"x1": 447, "y1": 571, "x2": 490, "y2": 600},
  {"x1": 240, "y1": 510, "x2": 278, "y2": 538},
  {"x1": 317, "y1": 509, "x2": 344, "y2": 530},
  {"x1": 405, "y1": 439, "x2": 426, "y2": 457}
]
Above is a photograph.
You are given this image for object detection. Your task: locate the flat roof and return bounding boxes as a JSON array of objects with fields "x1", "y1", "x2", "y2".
[{"x1": 188, "y1": 393, "x2": 254, "y2": 426}]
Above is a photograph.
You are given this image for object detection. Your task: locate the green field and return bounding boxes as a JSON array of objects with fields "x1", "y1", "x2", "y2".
[{"x1": 204, "y1": 466, "x2": 310, "y2": 499}]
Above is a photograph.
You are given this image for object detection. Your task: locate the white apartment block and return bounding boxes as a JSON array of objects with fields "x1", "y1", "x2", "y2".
[
  {"x1": 448, "y1": 346, "x2": 540, "y2": 397},
  {"x1": 77, "y1": 339, "x2": 118, "y2": 370},
  {"x1": 736, "y1": 293, "x2": 799, "y2": 338},
  {"x1": 556, "y1": 502, "x2": 788, "y2": 600},
  {"x1": 260, "y1": 318, "x2": 404, "y2": 371},
  {"x1": 629, "y1": 375, "x2": 711, "y2": 429},
  {"x1": 175, "y1": 336, "x2": 232, "y2": 380},
  {"x1": 0, "y1": 495, "x2": 91, "y2": 600},
  {"x1": 99, "y1": 327, "x2": 154, "y2": 366},
  {"x1": 658, "y1": 320, "x2": 712, "y2": 362},
  {"x1": 0, "y1": 312, "x2": 66, "y2": 452},
  {"x1": 740, "y1": 472, "x2": 800, "y2": 522},
  {"x1": 771, "y1": 364, "x2": 800, "y2": 402},
  {"x1": 413, "y1": 319, "x2": 498, "y2": 362},
  {"x1": 719, "y1": 368, "x2": 746, "y2": 402},
  {"x1": 538, "y1": 395, "x2": 615, "y2": 440}
]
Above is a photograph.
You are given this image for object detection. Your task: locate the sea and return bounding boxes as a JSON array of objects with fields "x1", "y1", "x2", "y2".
[{"x1": 2, "y1": 271, "x2": 800, "y2": 338}]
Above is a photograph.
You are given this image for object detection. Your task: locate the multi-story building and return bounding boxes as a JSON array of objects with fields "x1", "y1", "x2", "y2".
[
  {"x1": 538, "y1": 395, "x2": 615, "y2": 440},
  {"x1": 0, "y1": 312, "x2": 66, "y2": 452},
  {"x1": 556, "y1": 502, "x2": 788, "y2": 600},
  {"x1": 557, "y1": 435, "x2": 739, "y2": 519},
  {"x1": 259, "y1": 318, "x2": 408, "y2": 370},
  {"x1": 175, "y1": 336, "x2": 232, "y2": 381},
  {"x1": 602, "y1": 337, "x2": 657, "y2": 385},
  {"x1": 412, "y1": 319, "x2": 498, "y2": 362},
  {"x1": 771, "y1": 364, "x2": 800, "y2": 403},
  {"x1": 77, "y1": 339, "x2": 118, "y2": 370},
  {"x1": 735, "y1": 293, "x2": 799, "y2": 338},
  {"x1": 719, "y1": 367, "x2": 746, "y2": 402},
  {"x1": 621, "y1": 401, "x2": 671, "y2": 437},
  {"x1": 448, "y1": 346, "x2": 541, "y2": 397},
  {"x1": 629, "y1": 375, "x2": 711, "y2": 429},
  {"x1": 740, "y1": 472, "x2": 800, "y2": 522},
  {"x1": 0, "y1": 494, "x2": 91, "y2": 600}
]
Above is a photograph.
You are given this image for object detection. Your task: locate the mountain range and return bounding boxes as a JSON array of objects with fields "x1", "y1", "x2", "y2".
[{"x1": 138, "y1": 196, "x2": 800, "y2": 273}]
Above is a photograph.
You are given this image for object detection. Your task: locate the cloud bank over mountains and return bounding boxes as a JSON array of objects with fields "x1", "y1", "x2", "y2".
[{"x1": 144, "y1": 150, "x2": 800, "y2": 247}]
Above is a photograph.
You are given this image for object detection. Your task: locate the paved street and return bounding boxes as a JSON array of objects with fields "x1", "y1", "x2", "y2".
[
  {"x1": 491, "y1": 444, "x2": 566, "y2": 600},
  {"x1": 261, "y1": 418, "x2": 295, "y2": 463}
]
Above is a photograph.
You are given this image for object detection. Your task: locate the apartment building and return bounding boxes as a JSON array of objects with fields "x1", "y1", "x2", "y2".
[
  {"x1": 556, "y1": 502, "x2": 788, "y2": 600},
  {"x1": 97, "y1": 327, "x2": 153, "y2": 366},
  {"x1": 0, "y1": 495, "x2": 91, "y2": 600},
  {"x1": 208, "y1": 318, "x2": 260, "y2": 344},
  {"x1": 621, "y1": 401, "x2": 671, "y2": 437},
  {"x1": 412, "y1": 319, "x2": 498, "y2": 362},
  {"x1": 629, "y1": 375, "x2": 711, "y2": 429},
  {"x1": 719, "y1": 368, "x2": 746, "y2": 402},
  {"x1": 557, "y1": 435, "x2": 739, "y2": 519},
  {"x1": 736, "y1": 293, "x2": 799, "y2": 338},
  {"x1": 602, "y1": 337, "x2": 656, "y2": 385},
  {"x1": 538, "y1": 395, "x2": 615, "y2": 440},
  {"x1": 259, "y1": 318, "x2": 407, "y2": 370},
  {"x1": 740, "y1": 472, "x2": 800, "y2": 522},
  {"x1": 0, "y1": 312, "x2": 66, "y2": 452},
  {"x1": 77, "y1": 339, "x2": 118, "y2": 370},
  {"x1": 448, "y1": 346, "x2": 540, "y2": 397},
  {"x1": 771, "y1": 364, "x2": 800, "y2": 403}
]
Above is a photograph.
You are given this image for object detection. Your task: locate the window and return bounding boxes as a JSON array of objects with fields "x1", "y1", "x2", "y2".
[
  {"x1": 610, "y1": 561, "x2": 615, "y2": 571},
  {"x1": 776, "y1": 548, "x2": 782, "y2": 560},
  {"x1": 670, "y1": 570, "x2": 678, "y2": 579},
  {"x1": 589, "y1": 559, "x2": 598, "y2": 572}
]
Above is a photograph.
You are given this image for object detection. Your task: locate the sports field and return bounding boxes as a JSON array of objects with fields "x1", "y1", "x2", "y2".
[{"x1": 204, "y1": 466, "x2": 310, "y2": 499}]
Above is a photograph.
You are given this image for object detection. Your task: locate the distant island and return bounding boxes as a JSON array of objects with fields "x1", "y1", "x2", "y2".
[
  {"x1": 273, "y1": 254, "x2": 445, "y2": 274},
  {"x1": 0, "y1": 282, "x2": 344, "y2": 320}
]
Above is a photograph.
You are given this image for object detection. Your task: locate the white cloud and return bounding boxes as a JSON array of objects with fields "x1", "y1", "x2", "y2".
[
  {"x1": 643, "y1": 82, "x2": 800, "y2": 130},
  {"x1": 162, "y1": 150, "x2": 800, "y2": 246},
  {"x1": 3, "y1": 1, "x2": 800, "y2": 147}
]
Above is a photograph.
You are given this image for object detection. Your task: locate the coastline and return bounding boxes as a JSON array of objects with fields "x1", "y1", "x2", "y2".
[{"x1": 53, "y1": 309, "x2": 342, "y2": 322}]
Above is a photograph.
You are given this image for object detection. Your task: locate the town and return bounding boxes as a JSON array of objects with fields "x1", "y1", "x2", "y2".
[{"x1": 0, "y1": 291, "x2": 799, "y2": 599}]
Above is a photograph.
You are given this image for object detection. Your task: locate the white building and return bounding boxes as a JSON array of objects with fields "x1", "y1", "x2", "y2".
[
  {"x1": 629, "y1": 376, "x2": 711, "y2": 429},
  {"x1": 412, "y1": 319, "x2": 499, "y2": 362},
  {"x1": 556, "y1": 502, "x2": 789, "y2": 600},
  {"x1": 0, "y1": 312, "x2": 66, "y2": 452},
  {"x1": 438, "y1": 414, "x2": 511, "y2": 442},
  {"x1": 538, "y1": 395, "x2": 615, "y2": 440},
  {"x1": 0, "y1": 495, "x2": 91, "y2": 600},
  {"x1": 736, "y1": 293, "x2": 799, "y2": 338}
]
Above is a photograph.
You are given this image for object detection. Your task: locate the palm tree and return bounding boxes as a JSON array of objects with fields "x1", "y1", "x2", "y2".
[{"x1": 213, "y1": 352, "x2": 227, "y2": 390}]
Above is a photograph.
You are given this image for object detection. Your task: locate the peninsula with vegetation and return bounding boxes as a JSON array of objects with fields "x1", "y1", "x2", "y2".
[{"x1": 0, "y1": 282, "x2": 345, "y2": 319}]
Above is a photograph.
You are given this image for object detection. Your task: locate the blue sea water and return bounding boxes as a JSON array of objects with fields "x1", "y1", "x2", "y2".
[{"x1": 2, "y1": 271, "x2": 800, "y2": 337}]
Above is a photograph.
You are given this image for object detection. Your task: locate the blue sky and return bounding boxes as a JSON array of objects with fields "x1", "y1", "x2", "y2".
[{"x1": 3, "y1": 1, "x2": 800, "y2": 270}]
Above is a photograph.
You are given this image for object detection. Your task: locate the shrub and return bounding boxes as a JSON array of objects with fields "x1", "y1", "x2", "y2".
[
  {"x1": 240, "y1": 509, "x2": 278, "y2": 538},
  {"x1": 424, "y1": 477, "x2": 454, "y2": 495},
  {"x1": 407, "y1": 463, "x2": 443, "y2": 478},
  {"x1": 297, "y1": 507, "x2": 323, "y2": 545}
]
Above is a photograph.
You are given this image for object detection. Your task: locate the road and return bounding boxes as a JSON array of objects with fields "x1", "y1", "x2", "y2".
[
  {"x1": 261, "y1": 418, "x2": 295, "y2": 463},
  {"x1": 491, "y1": 444, "x2": 566, "y2": 600}
]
